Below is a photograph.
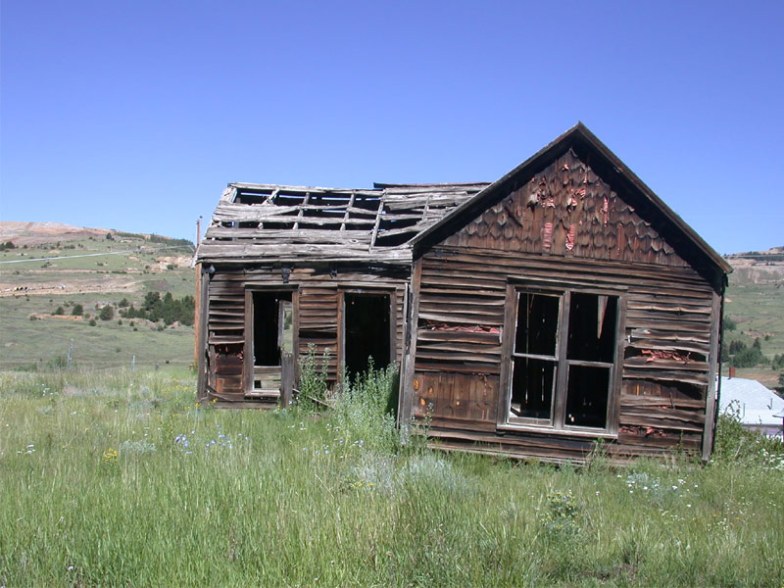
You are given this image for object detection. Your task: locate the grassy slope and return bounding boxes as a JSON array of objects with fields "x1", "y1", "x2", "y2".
[
  {"x1": 0, "y1": 369, "x2": 782, "y2": 587},
  {"x1": 723, "y1": 254, "x2": 784, "y2": 387},
  {"x1": 0, "y1": 231, "x2": 195, "y2": 369}
]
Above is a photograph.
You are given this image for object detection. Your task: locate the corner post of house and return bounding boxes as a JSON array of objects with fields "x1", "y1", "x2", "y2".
[
  {"x1": 196, "y1": 263, "x2": 210, "y2": 401},
  {"x1": 397, "y1": 257, "x2": 423, "y2": 433},
  {"x1": 702, "y1": 289, "x2": 723, "y2": 461}
]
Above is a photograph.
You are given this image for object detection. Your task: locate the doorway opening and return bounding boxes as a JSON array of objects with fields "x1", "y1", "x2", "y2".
[
  {"x1": 248, "y1": 290, "x2": 293, "y2": 396},
  {"x1": 344, "y1": 292, "x2": 391, "y2": 378}
]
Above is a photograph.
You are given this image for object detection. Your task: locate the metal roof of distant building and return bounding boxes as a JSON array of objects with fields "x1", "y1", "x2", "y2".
[{"x1": 719, "y1": 376, "x2": 784, "y2": 426}]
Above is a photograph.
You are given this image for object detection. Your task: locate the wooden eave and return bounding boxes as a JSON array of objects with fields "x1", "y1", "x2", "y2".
[{"x1": 411, "y1": 123, "x2": 732, "y2": 281}]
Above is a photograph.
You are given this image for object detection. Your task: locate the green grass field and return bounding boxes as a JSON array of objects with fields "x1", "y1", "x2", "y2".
[
  {"x1": 1, "y1": 367, "x2": 782, "y2": 587},
  {"x1": 0, "y1": 232, "x2": 195, "y2": 370}
]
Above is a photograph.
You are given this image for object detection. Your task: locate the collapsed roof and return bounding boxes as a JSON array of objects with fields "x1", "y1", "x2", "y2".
[{"x1": 196, "y1": 182, "x2": 489, "y2": 264}]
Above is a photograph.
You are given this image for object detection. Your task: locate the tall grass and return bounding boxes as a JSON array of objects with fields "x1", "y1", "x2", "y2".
[{"x1": 1, "y1": 367, "x2": 782, "y2": 586}]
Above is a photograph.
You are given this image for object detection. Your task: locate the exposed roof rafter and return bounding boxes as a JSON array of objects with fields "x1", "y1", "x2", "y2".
[{"x1": 197, "y1": 182, "x2": 489, "y2": 264}]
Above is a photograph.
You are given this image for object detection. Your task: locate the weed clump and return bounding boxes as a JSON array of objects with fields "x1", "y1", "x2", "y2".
[{"x1": 713, "y1": 401, "x2": 784, "y2": 469}]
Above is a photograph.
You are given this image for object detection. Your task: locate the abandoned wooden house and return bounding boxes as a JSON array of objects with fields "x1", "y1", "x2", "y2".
[{"x1": 195, "y1": 123, "x2": 731, "y2": 463}]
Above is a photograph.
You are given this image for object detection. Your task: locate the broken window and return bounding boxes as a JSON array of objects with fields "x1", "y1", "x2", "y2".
[{"x1": 508, "y1": 288, "x2": 619, "y2": 430}]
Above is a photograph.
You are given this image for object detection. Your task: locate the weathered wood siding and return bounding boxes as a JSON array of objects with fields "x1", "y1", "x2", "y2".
[
  {"x1": 204, "y1": 265, "x2": 407, "y2": 402},
  {"x1": 407, "y1": 149, "x2": 721, "y2": 461}
]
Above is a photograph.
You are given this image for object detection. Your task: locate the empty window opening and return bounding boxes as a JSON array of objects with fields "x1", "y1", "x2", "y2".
[
  {"x1": 516, "y1": 292, "x2": 559, "y2": 356},
  {"x1": 510, "y1": 293, "x2": 559, "y2": 421},
  {"x1": 508, "y1": 289, "x2": 619, "y2": 430},
  {"x1": 511, "y1": 357, "x2": 555, "y2": 419},
  {"x1": 567, "y1": 293, "x2": 617, "y2": 362},
  {"x1": 565, "y1": 365, "x2": 610, "y2": 428},
  {"x1": 344, "y1": 293, "x2": 391, "y2": 377}
]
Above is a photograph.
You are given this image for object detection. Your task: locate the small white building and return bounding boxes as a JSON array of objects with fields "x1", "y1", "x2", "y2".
[{"x1": 719, "y1": 376, "x2": 784, "y2": 437}]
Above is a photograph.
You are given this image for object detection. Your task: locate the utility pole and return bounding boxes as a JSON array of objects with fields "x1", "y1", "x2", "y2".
[{"x1": 193, "y1": 217, "x2": 202, "y2": 368}]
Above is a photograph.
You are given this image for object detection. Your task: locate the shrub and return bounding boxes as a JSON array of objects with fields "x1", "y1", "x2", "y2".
[
  {"x1": 297, "y1": 345, "x2": 331, "y2": 407},
  {"x1": 333, "y1": 363, "x2": 400, "y2": 454},
  {"x1": 714, "y1": 401, "x2": 784, "y2": 466},
  {"x1": 46, "y1": 355, "x2": 67, "y2": 370},
  {"x1": 121, "y1": 291, "x2": 194, "y2": 326},
  {"x1": 728, "y1": 339, "x2": 767, "y2": 367}
]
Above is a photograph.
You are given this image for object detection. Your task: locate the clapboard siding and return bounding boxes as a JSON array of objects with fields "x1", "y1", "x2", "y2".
[
  {"x1": 203, "y1": 265, "x2": 408, "y2": 401},
  {"x1": 407, "y1": 240, "x2": 719, "y2": 460}
]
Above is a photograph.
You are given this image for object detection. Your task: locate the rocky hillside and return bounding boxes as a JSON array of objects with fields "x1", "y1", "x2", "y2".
[{"x1": 726, "y1": 246, "x2": 784, "y2": 285}]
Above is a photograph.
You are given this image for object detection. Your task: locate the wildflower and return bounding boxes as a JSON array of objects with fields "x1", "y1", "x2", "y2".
[{"x1": 102, "y1": 448, "x2": 119, "y2": 463}]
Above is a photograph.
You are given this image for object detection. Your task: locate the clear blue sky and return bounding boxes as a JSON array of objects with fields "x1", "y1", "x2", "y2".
[{"x1": 1, "y1": 0, "x2": 782, "y2": 254}]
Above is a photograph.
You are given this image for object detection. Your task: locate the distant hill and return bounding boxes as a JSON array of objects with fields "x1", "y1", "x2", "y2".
[
  {"x1": 725, "y1": 246, "x2": 784, "y2": 286},
  {"x1": 0, "y1": 221, "x2": 111, "y2": 246},
  {"x1": 0, "y1": 221, "x2": 194, "y2": 250},
  {"x1": 0, "y1": 222, "x2": 196, "y2": 370},
  {"x1": 726, "y1": 245, "x2": 784, "y2": 259}
]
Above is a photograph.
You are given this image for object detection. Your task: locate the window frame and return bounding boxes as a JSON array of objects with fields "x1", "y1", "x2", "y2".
[{"x1": 498, "y1": 281, "x2": 626, "y2": 437}]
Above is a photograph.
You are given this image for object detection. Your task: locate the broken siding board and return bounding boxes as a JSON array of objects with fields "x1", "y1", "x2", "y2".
[
  {"x1": 415, "y1": 362, "x2": 502, "y2": 375},
  {"x1": 620, "y1": 408, "x2": 704, "y2": 432},
  {"x1": 623, "y1": 357, "x2": 709, "y2": 372},
  {"x1": 620, "y1": 394, "x2": 705, "y2": 410},
  {"x1": 417, "y1": 330, "x2": 501, "y2": 344},
  {"x1": 622, "y1": 370, "x2": 710, "y2": 385}
]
